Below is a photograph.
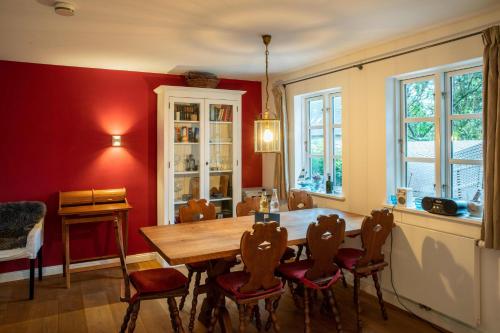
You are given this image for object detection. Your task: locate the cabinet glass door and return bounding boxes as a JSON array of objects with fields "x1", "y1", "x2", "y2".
[
  {"x1": 173, "y1": 101, "x2": 201, "y2": 221},
  {"x1": 208, "y1": 103, "x2": 234, "y2": 218}
]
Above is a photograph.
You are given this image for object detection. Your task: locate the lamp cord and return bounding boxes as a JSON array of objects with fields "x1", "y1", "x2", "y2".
[{"x1": 265, "y1": 43, "x2": 270, "y2": 114}]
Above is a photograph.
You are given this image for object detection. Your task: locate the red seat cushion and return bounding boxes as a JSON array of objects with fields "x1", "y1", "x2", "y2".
[
  {"x1": 277, "y1": 259, "x2": 341, "y2": 290},
  {"x1": 336, "y1": 248, "x2": 365, "y2": 270},
  {"x1": 216, "y1": 271, "x2": 283, "y2": 300},
  {"x1": 130, "y1": 268, "x2": 188, "y2": 296}
]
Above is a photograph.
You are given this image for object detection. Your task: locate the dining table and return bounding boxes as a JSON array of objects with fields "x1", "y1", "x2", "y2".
[{"x1": 140, "y1": 207, "x2": 365, "y2": 331}]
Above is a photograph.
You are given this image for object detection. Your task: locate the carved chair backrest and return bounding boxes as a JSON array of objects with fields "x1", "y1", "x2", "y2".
[
  {"x1": 288, "y1": 191, "x2": 314, "y2": 211},
  {"x1": 236, "y1": 197, "x2": 260, "y2": 217},
  {"x1": 179, "y1": 199, "x2": 216, "y2": 223},
  {"x1": 239, "y1": 222, "x2": 288, "y2": 293},
  {"x1": 305, "y1": 214, "x2": 345, "y2": 281},
  {"x1": 112, "y1": 217, "x2": 131, "y2": 301},
  {"x1": 357, "y1": 208, "x2": 394, "y2": 267}
]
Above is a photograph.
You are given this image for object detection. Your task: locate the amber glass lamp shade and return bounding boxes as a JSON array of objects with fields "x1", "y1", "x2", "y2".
[{"x1": 254, "y1": 115, "x2": 280, "y2": 153}]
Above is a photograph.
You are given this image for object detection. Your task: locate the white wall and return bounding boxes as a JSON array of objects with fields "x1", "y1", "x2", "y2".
[{"x1": 265, "y1": 8, "x2": 500, "y2": 333}]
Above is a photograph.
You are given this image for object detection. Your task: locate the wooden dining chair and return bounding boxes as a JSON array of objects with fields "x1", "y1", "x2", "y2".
[
  {"x1": 288, "y1": 191, "x2": 314, "y2": 261},
  {"x1": 277, "y1": 214, "x2": 345, "y2": 333},
  {"x1": 112, "y1": 217, "x2": 187, "y2": 333},
  {"x1": 208, "y1": 222, "x2": 288, "y2": 333},
  {"x1": 178, "y1": 199, "x2": 216, "y2": 333},
  {"x1": 236, "y1": 197, "x2": 295, "y2": 262},
  {"x1": 236, "y1": 197, "x2": 260, "y2": 217},
  {"x1": 335, "y1": 208, "x2": 394, "y2": 332},
  {"x1": 288, "y1": 190, "x2": 314, "y2": 211}
]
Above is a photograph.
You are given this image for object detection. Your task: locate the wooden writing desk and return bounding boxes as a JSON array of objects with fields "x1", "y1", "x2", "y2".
[
  {"x1": 58, "y1": 188, "x2": 132, "y2": 288},
  {"x1": 140, "y1": 207, "x2": 364, "y2": 328}
]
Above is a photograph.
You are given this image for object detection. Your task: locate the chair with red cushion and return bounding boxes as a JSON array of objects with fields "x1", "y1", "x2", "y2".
[
  {"x1": 277, "y1": 214, "x2": 345, "y2": 333},
  {"x1": 208, "y1": 222, "x2": 288, "y2": 333},
  {"x1": 178, "y1": 199, "x2": 216, "y2": 332},
  {"x1": 335, "y1": 208, "x2": 394, "y2": 332},
  {"x1": 113, "y1": 217, "x2": 187, "y2": 333},
  {"x1": 236, "y1": 197, "x2": 295, "y2": 262}
]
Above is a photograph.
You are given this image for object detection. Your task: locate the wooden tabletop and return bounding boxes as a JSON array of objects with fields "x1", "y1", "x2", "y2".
[
  {"x1": 140, "y1": 208, "x2": 365, "y2": 266},
  {"x1": 58, "y1": 202, "x2": 132, "y2": 216}
]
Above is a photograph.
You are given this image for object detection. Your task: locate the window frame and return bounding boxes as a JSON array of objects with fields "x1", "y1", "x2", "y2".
[
  {"x1": 397, "y1": 64, "x2": 483, "y2": 201},
  {"x1": 303, "y1": 90, "x2": 343, "y2": 194}
]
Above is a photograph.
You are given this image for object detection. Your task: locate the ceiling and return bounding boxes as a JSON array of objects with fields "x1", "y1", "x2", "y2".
[{"x1": 0, "y1": 0, "x2": 498, "y2": 78}]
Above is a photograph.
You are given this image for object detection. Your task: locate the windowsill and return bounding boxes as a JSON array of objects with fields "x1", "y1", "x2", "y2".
[
  {"x1": 290, "y1": 188, "x2": 346, "y2": 201},
  {"x1": 382, "y1": 203, "x2": 482, "y2": 226}
]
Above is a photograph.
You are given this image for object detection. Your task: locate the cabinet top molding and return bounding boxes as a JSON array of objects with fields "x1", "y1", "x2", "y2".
[{"x1": 154, "y1": 85, "x2": 246, "y2": 97}]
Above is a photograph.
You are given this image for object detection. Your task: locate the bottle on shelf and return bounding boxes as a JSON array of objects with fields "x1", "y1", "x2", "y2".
[
  {"x1": 326, "y1": 173, "x2": 332, "y2": 194},
  {"x1": 270, "y1": 189, "x2": 280, "y2": 213},
  {"x1": 259, "y1": 189, "x2": 269, "y2": 213}
]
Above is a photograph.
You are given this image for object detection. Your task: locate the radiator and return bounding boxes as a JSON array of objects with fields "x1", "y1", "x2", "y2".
[{"x1": 390, "y1": 222, "x2": 480, "y2": 327}]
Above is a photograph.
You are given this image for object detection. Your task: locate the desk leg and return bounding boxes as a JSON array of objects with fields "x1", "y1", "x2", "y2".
[
  {"x1": 64, "y1": 224, "x2": 70, "y2": 289},
  {"x1": 197, "y1": 260, "x2": 232, "y2": 330},
  {"x1": 62, "y1": 219, "x2": 66, "y2": 277},
  {"x1": 122, "y1": 211, "x2": 129, "y2": 256}
]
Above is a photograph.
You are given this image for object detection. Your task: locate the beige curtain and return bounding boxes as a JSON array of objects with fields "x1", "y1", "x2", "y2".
[
  {"x1": 481, "y1": 26, "x2": 500, "y2": 250},
  {"x1": 272, "y1": 84, "x2": 289, "y2": 200}
]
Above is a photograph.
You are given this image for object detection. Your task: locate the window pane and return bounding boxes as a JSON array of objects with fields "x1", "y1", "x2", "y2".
[
  {"x1": 406, "y1": 122, "x2": 435, "y2": 158},
  {"x1": 451, "y1": 71, "x2": 483, "y2": 115},
  {"x1": 333, "y1": 128, "x2": 342, "y2": 156},
  {"x1": 451, "y1": 119, "x2": 482, "y2": 160},
  {"x1": 308, "y1": 98, "x2": 323, "y2": 126},
  {"x1": 334, "y1": 158, "x2": 342, "y2": 191},
  {"x1": 406, "y1": 161, "x2": 435, "y2": 198},
  {"x1": 451, "y1": 164, "x2": 483, "y2": 200},
  {"x1": 310, "y1": 156, "x2": 324, "y2": 176},
  {"x1": 332, "y1": 95, "x2": 342, "y2": 124},
  {"x1": 309, "y1": 128, "x2": 324, "y2": 154},
  {"x1": 405, "y1": 79, "x2": 435, "y2": 118}
]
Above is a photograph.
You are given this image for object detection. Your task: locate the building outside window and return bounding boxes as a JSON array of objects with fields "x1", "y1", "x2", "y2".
[{"x1": 399, "y1": 66, "x2": 483, "y2": 205}]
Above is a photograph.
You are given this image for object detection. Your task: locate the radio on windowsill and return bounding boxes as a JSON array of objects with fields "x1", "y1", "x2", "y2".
[{"x1": 421, "y1": 197, "x2": 468, "y2": 216}]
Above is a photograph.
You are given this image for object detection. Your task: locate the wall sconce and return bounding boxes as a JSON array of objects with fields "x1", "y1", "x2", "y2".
[{"x1": 111, "y1": 135, "x2": 122, "y2": 147}]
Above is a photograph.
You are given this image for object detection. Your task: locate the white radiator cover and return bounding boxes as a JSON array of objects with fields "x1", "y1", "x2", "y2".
[{"x1": 390, "y1": 222, "x2": 480, "y2": 327}]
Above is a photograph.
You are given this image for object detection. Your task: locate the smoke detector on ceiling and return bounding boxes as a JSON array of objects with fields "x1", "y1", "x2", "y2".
[{"x1": 54, "y1": 1, "x2": 75, "y2": 16}]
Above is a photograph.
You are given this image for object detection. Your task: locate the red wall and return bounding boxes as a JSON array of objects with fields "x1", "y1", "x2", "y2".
[{"x1": 0, "y1": 60, "x2": 262, "y2": 273}]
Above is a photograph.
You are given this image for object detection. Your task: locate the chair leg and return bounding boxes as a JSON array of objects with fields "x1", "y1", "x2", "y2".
[
  {"x1": 120, "y1": 303, "x2": 134, "y2": 333},
  {"x1": 353, "y1": 275, "x2": 362, "y2": 332},
  {"x1": 127, "y1": 301, "x2": 141, "y2": 333},
  {"x1": 168, "y1": 298, "x2": 178, "y2": 332},
  {"x1": 340, "y1": 269, "x2": 347, "y2": 288},
  {"x1": 295, "y1": 245, "x2": 304, "y2": 261},
  {"x1": 180, "y1": 268, "x2": 193, "y2": 310},
  {"x1": 372, "y1": 272, "x2": 388, "y2": 320},
  {"x1": 208, "y1": 293, "x2": 224, "y2": 333},
  {"x1": 265, "y1": 297, "x2": 280, "y2": 333},
  {"x1": 37, "y1": 248, "x2": 43, "y2": 281},
  {"x1": 253, "y1": 304, "x2": 262, "y2": 331},
  {"x1": 238, "y1": 304, "x2": 246, "y2": 333},
  {"x1": 168, "y1": 297, "x2": 185, "y2": 333},
  {"x1": 303, "y1": 288, "x2": 311, "y2": 333},
  {"x1": 29, "y1": 258, "x2": 35, "y2": 300},
  {"x1": 188, "y1": 271, "x2": 202, "y2": 332},
  {"x1": 327, "y1": 288, "x2": 343, "y2": 333},
  {"x1": 288, "y1": 280, "x2": 302, "y2": 309}
]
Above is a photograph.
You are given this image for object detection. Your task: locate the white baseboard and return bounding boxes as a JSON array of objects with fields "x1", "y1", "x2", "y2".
[{"x1": 0, "y1": 252, "x2": 157, "y2": 284}]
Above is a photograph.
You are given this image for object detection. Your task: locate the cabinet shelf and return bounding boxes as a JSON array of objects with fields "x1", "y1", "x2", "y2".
[
  {"x1": 210, "y1": 170, "x2": 233, "y2": 173},
  {"x1": 209, "y1": 142, "x2": 232, "y2": 145},
  {"x1": 210, "y1": 121, "x2": 232, "y2": 124},
  {"x1": 174, "y1": 171, "x2": 199, "y2": 176},
  {"x1": 174, "y1": 142, "x2": 199, "y2": 145},
  {"x1": 174, "y1": 120, "x2": 200, "y2": 124},
  {"x1": 210, "y1": 197, "x2": 233, "y2": 202}
]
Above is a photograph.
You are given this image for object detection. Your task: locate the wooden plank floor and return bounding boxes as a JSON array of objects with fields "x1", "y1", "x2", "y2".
[{"x1": 0, "y1": 261, "x2": 440, "y2": 333}]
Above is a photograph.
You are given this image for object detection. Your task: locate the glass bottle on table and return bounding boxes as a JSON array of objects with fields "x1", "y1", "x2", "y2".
[
  {"x1": 270, "y1": 189, "x2": 279, "y2": 213},
  {"x1": 259, "y1": 190, "x2": 269, "y2": 213}
]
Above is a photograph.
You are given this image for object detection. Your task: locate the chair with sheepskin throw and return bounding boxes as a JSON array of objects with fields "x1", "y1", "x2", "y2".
[{"x1": 0, "y1": 201, "x2": 46, "y2": 300}]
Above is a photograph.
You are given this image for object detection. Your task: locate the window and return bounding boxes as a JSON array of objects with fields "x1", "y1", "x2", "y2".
[
  {"x1": 399, "y1": 66, "x2": 483, "y2": 203},
  {"x1": 301, "y1": 91, "x2": 342, "y2": 194}
]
